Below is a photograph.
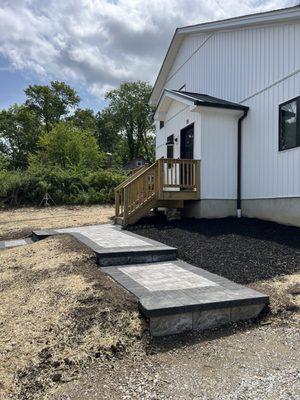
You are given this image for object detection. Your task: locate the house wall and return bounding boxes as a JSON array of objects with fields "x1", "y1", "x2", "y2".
[
  {"x1": 155, "y1": 19, "x2": 300, "y2": 224},
  {"x1": 156, "y1": 100, "x2": 201, "y2": 160},
  {"x1": 165, "y1": 22, "x2": 300, "y2": 104},
  {"x1": 201, "y1": 110, "x2": 238, "y2": 200},
  {"x1": 156, "y1": 100, "x2": 239, "y2": 218}
]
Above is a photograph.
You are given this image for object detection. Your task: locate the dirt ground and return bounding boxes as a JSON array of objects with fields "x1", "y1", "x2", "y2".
[
  {"x1": 0, "y1": 205, "x2": 114, "y2": 240},
  {"x1": 48, "y1": 271, "x2": 300, "y2": 400},
  {"x1": 0, "y1": 236, "x2": 145, "y2": 399},
  {"x1": 0, "y1": 212, "x2": 299, "y2": 399}
]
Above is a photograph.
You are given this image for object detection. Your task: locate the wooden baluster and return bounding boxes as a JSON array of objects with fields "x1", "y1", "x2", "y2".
[{"x1": 123, "y1": 188, "x2": 128, "y2": 224}]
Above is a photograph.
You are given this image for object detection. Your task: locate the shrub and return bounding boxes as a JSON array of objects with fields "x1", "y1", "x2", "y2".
[{"x1": 0, "y1": 167, "x2": 125, "y2": 207}]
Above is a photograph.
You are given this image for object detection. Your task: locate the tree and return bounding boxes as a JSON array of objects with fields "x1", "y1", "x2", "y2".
[
  {"x1": 29, "y1": 122, "x2": 105, "y2": 171},
  {"x1": 68, "y1": 108, "x2": 97, "y2": 132},
  {"x1": 0, "y1": 104, "x2": 42, "y2": 169},
  {"x1": 95, "y1": 108, "x2": 121, "y2": 154},
  {"x1": 105, "y1": 81, "x2": 155, "y2": 162},
  {"x1": 25, "y1": 81, "x2": 80, "y2": 132}
]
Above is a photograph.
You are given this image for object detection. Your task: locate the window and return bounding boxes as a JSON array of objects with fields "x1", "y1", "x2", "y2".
[
  {"x1": 166, "y1": 135, "x2": 174, "y2": 159},
  {"x1": 279, "y1": 97, "x2": 300, "y2": 151},
  {"x1": 159, "y1": 121, "x2": 164, "y2": 129}
]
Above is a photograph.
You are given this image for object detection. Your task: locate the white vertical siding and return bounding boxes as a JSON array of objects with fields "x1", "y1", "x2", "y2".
[
  {"x1": 165, "y1": 22, "x2": 300, "y2": 103},
  {"x1": 201, "y1": 111, "x2": 238, "y2": 199},
  {"x1": 156, "y1": 100, "x2": 238, "y2": 199},
  {"x1": 167, "y1": 33, "x2": 211, "y2": 88},
  {"x1": 242, "y1": 71, "x2": 300, "y2": 199},
  {"x1": 156, "y1": 20, "x2": 300, "y2": 200},
  {"x1": 156, "y1": 99, "x2": 202, "y2": 160}
]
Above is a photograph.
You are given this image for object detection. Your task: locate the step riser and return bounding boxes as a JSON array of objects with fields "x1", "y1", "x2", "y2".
[
  {"x1": 149, "y1": 303, "x2": 266, "y2": 336},
  {"x1": 32, "y1": 226, "x2": 177, "y2": 268},
  {"x1": 96, "y1": 250, "x2": 176, "y2": 267}
]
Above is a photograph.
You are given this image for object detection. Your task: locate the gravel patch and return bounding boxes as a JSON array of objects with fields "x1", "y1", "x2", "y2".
[{"x1": 131, "y1": 217, "x2": 300, "y2": 284}]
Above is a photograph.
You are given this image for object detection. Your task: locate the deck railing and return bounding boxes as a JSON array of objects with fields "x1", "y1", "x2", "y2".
[
  {"x1": 158, "y1": 158, "x2": 200, "y2": 191},
  {"x1": 115, "y1": 158, "x2": 200, "y2": 223}
]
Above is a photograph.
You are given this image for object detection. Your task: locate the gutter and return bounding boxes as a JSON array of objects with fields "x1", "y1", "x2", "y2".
[{"x1": 237, "y1": 108, "x2": 249, "y2": 218}]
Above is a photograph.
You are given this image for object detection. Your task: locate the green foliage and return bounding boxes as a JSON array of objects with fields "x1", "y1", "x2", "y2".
[
  {"x1": 29, "y1": 122, "x2": 105, "y2": 171},
  {"x1": 0, "y1": 79, "x2": 155, "y2": 207},
  {"x1": 0, "y1": 167, "x2": 125, "y2": 207},
  {"x1": 105, "y1": 81, "x2": 155, "y2": 162},
  {"x1": 25, "y1": 81, "x2": 80, "y2": 132},
  {"x1": 0, "y1": 105, "x2": 42, "y2": 169},
  {"x1": 95, "y1": 108, "x2": 121, "y2": 154},
  {"x1": 68, "y1": 108, "x2": 97, "y2": 132}
]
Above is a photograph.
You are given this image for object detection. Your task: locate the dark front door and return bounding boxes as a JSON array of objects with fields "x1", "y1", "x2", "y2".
[
  {"x1": 180, "y1": 123, "x2": 194, "y2": 159},
  {"x1": 180, "y1": 124, "x2": 194, "y2": 188}
]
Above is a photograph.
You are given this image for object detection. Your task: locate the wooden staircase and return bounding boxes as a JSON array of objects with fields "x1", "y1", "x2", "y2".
[{"x1": 115, "y1": 158, "x2": 200, "y2": 226}]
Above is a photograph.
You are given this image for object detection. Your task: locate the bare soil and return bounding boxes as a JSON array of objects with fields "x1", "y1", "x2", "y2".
[
  {"x1": 0, "y1": 205, "x2": 114, "y2": 240},
  {"x1": 0, "y1": 236, "x2": 145, "y2": 399},
  {"x1": 0, "y1": 213, "x2": 299, "y2": 399}
]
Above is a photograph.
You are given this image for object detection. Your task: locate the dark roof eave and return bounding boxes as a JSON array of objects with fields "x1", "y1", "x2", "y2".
[{"x1": 194, "y1": 100, "x2": 249, "y2": 112}]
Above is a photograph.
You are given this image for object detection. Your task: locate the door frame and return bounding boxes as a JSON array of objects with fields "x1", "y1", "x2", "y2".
[{"x1": 180, "y1": 122, "x2": 194, "y2": 159}]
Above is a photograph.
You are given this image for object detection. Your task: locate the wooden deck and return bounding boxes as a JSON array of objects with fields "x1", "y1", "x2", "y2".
[{"x1": 115, "y1": 158, "x2": 200, "y2": 225}]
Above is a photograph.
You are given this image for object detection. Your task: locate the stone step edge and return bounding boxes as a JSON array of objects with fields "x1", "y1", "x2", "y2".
[
  {"x1": 138, "y1": 294, "x2": 269, "y2": 318},
  {"x1": 31, "y1": 230, "x2": 177, "y2": 266}
]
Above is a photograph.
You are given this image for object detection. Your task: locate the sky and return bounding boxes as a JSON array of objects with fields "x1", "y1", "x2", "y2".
[{"x1": 0, "y1": 0, "x2": 297, "y2": 112}]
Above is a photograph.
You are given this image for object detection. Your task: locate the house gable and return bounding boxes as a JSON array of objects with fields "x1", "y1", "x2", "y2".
[{"x1": 150, "y1": 5, "x2": 300, "y2": 107}]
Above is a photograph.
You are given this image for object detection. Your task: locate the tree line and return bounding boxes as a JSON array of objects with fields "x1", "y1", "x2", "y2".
[{"x1": 0, "y1": 80, "x2": 155, "y2": 206}]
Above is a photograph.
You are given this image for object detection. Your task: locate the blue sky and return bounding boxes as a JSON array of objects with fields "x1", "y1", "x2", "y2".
[{"x1": 0, "y1": 0, "x2": 297, "y2": 112}]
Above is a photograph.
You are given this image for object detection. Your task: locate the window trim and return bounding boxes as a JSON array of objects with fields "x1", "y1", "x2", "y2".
[{"x1": 279, "y1": 95, "x2": 300, "y2": 152}]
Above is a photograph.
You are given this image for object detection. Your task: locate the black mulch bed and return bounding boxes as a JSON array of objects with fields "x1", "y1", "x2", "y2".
[{"x1": 129, "y1": 216, "x2": 300, "y2": 284}]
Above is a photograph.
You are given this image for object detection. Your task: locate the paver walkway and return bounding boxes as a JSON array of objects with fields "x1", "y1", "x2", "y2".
[
  {"x1": 0, "y1": 238, "x2": 33, "y2": 249},
  {"x1": 32, "y1": 224, "x2": 177, "y2": 266},
  {"x1": 1, "y1": 223, "x2": 269, "y2": 336},
  {"x1": 104, "y1": 259, "x2": 268, "y2": 335}
]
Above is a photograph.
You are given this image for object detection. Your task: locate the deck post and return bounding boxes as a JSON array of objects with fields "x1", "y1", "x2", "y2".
[
  {"x1": 195, "y1": 160, "x2": 201, "y2": 198},
  {"x1": 157, "y1": 158, "x2": 164, "y2": 200}
]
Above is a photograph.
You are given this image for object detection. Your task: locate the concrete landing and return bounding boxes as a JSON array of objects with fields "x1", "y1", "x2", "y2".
[
  {"x1": 32, "y1": 224, "x2": 177, "y2": 266},
  {"x1": 103, "y1": 260, "x2": 269, "y2": 336},
  {"x1": 0, "y1": 238, "x2": 33, "y2": 249}
]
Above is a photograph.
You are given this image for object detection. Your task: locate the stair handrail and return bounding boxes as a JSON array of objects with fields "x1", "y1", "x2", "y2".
[
  {"x1": 115, "y1": 164, "x2": 150, "y2": 192},
  {"x1": 117, "y1": 160, "x2": 158, "y2": 191}
]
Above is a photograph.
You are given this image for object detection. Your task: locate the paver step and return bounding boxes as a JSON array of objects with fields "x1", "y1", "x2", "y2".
[
  {"x1": 30, "y1": 223, "x2": 268, "y2": 336},
  {"x1": 32, "y1": 224, "x2": 177, "y2": 266},
  {"x1": 103, "y1": 260, "x2": 269, "y2": 336}
]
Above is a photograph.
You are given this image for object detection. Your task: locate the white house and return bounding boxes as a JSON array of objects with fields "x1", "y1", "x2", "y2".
[{"x1": 150, "y1": 5, "x2": 300, "y2": 228}]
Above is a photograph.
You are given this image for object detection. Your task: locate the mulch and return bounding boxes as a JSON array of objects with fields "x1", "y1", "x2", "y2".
[{"x1": 131, "y1": 217, "x2": 300, "y2": 284}]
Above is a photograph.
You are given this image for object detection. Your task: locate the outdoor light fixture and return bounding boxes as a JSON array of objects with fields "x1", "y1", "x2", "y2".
[{"x1": 166, "y1": 135, "x2": 174, "y2": 146}]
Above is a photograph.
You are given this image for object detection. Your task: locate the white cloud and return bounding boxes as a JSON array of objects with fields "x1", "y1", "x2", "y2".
[{"x1": 0, "y1": 0, "x2": 297, "y2": 100}]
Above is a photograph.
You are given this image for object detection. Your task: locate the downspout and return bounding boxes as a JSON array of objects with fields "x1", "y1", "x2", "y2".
[{"x1": 237, "y1": 108, "x2": 249, "y2": 218}]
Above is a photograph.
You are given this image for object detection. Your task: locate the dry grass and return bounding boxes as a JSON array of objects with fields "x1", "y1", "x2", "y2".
[
  {"x1": 0, "y1": 205, "x2": 114, "y2": 240},
  {"x1": 0, "y1": 236, "x2": 145, "y2": 399},
  {"x1": 250, "y1": 273, "x2": 300, "y2": 315}
]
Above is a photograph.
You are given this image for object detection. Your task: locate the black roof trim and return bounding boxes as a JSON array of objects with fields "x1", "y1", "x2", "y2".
[{"x1": 172, "y1": 90, "x2": 249, "y2": 111}]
